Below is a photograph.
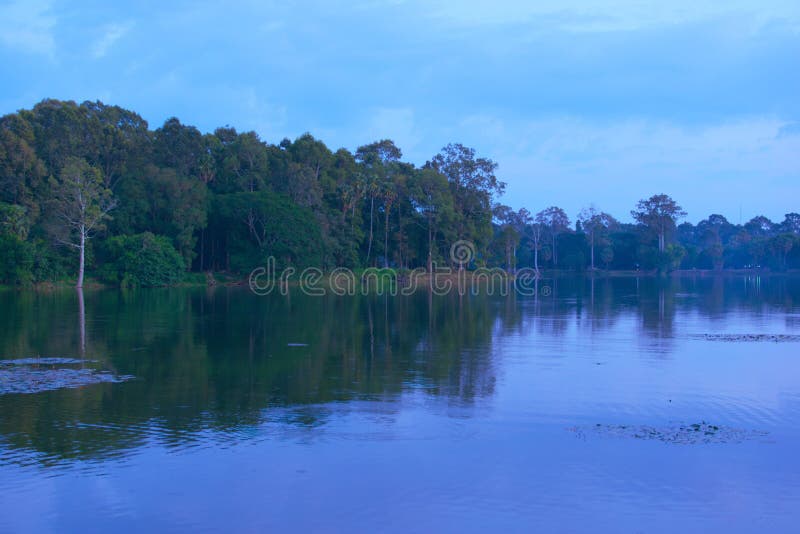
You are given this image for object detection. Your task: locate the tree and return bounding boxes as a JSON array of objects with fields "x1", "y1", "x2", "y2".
[
  {"x1": 428, "y1": 143, "x2": 505, "y2": 257},
  {"x1": 356, "y1": 140, "x2": 402, "y2": 266},
  {"x1": 80, "y1": 100, "x2": 152, "y2": 190},
  {"x1": 578, "y1": 205, "x2": 617, "y2": 270},
  {"x1": 49, "y1": 157, "x2": 116, "y2": 287},
  {"x1": 631, "y1": 194, "x2": 687, "y2": 253},
  {"x1": 408, "y1": 168, "x2": 454, "y2": 274},
  {"x1": 381, "y1": 179, "x2": 399, "y2": 267},
  {"x1": 779, "y1": 213, "x2": 800, "y2": 234},
  {"x1": 113, "y1": 164, "x2": 207, "y2": 266},
  {"x1": 152, "y1": 117, "x2": 205, "y2": 178},
  {"x1": 600, "y1": 245, "x2": 614, "y2": 269},
  {"x1": 0, "y1": 114, "x2": 48, "y2": 219},
  {"x1": 536, "y1": 206, "x2": 570, "y2": 267},
  {"x1": 493, "y1": 204, "x2": 527, "y2": 273},
  {"x1": 0, "y1": 202, "x2": 30, "y2": 240},
  {"x1": 100, "y1": 232, "x2": 185, "y2": 286},
  {"x1": 697, "y1": 214, "x2": 733, "y2": 270},
  {"x1": 514, "y1": 207, "x2": 533, "y2": 274},
  {"x1": 211, "y1": 191, "x2": 322, "y2": 271},
  {"x1": 213, "y1": 127, "x2": 269, "y2": 193},
  {"x1": 529, "y1": 218, "x2": 544, "y2": 274},
  {"x1": 744, "y1": 215, "x2": 775, "y2": 238},
  {"x1": 770, "y1": 234, "x2": 798, "y2": 270}
]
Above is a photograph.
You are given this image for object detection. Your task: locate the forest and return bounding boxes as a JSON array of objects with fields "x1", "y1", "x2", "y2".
[{"x1": 1, "y1": 99, "x2": 799, "y2": 287}]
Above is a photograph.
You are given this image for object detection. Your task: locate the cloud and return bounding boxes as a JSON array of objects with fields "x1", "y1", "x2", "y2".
[
  {"x1": 91, "y1": 21, "x2": 134, "y2": 59},
  {"x1": 0, "y1": 0, "x2": 56, "y2": 56},
  {"x1": 468, "y1": 115, "x2": 800, "y2": 221}
]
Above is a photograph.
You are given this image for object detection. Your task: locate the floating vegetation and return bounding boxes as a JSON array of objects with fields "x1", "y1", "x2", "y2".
[
  {"x1": 1, "y1": 357, "x2": 96, "y2": 366},
  {"x1": 567, "y1": 421, "x2": 769, "y2": 445},
  {"x1": 0, "y1": 358, "x2": 134, "y2": 395},
  {"x1": 693, "y1": 334, "x2": 800, "y2": 342}
]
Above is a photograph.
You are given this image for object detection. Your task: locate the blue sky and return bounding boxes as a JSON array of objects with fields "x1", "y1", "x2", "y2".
[{"x1": 1, "y1": 0, "x2": 799, "y2": 223}]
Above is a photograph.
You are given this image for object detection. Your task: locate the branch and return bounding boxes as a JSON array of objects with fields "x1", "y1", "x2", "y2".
[{"x1": 55, "y1": 237, "x2": 81, "y2": 249}]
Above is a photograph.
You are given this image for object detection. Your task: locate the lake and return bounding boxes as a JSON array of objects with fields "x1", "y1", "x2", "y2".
[{"x1": 1, "y1": 276, "x2": 799, "y2": 532}]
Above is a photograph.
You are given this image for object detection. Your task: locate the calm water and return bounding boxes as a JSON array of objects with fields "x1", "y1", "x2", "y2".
[{"x1": 1, "y1": 276, "x2": 799, "y2": 532}]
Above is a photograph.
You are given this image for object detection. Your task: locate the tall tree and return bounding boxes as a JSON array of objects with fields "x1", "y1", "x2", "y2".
[
  {"x1": 408, "y1": 168, "x2": 453, "y2": 274},
  {"x1": 49, "y1": 157, "x2": 116, "y2": 287},
  {"x1": 0, "y1": 115, "x2": 48, "y2": 218},
  {"x1": 356, "y1": 140, "x2": 402, "y2": 266},
  {"x1": 536, "y1": 206, "x2": 570, "y2": 267},
  {"x1": 493, "y1": 204, "x2": 522, "y2": 273},
  {"x1": 578, "y1": 205, "x2": 617, "y2": 270},
  {"x1": 80, "y1": 100, "x2": 152, "y2": 190},
  {"x1": 744, "y1": 215, "x2": 775, "y2": 238},
  {"x1": 631, "y1": 194, "x2": 687, "y2": 253},
  {"x1": 780, "y1": 213, "x2": 800, "y2": 234},
  {"x1": 428, "y1": 143, "x2": 505, "y2": 257},
  {"x1": 152, "y1": 118, "x2": 205, "y2": 178},
  {"x1": 529, "y1": 218, "x2": 544, "y2": 274}
]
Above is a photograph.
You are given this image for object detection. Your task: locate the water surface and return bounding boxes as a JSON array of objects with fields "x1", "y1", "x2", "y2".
[{"x1": 1, "y1": 276, "x2": 799, "y2": 532}]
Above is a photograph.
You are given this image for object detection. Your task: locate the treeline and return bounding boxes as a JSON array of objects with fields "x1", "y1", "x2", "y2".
[{"x1": 1, "y1": 99, "x2": 798, "y2": 286}]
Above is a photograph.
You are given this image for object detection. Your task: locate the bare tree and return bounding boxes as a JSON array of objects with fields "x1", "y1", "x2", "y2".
[{"x1": 50, "y1": 157, "x2": 116, "y2": 288}]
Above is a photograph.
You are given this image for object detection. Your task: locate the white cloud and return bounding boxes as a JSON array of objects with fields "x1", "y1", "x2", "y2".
[
  {"x1": 0, "y1": 0, "x2": 56, "y2": 56},
  {"x1": 91, "y1": 22, "x2": 134, "y2": 59}
]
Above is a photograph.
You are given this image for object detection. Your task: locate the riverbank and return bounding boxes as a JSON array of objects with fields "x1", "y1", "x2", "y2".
[{"x1": 2, "y1": 267, "x2": 798, "y2": 292}]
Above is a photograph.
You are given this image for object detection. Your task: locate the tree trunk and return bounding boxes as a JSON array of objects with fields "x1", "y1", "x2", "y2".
[
  {"x1": 590, "y1": 232, "x2": 595, "y2": 270},
  {"x1": 384, "y1": 208, "x2": 390, "y2": 268},
  {"x1": 77, "y1": 226, "x2": 86, "y2": 288},
  {"x1": 427, "y1": 223, "x2": 433, "y2": 272},
  {"x1": 397, "y1": 206, "x2": 404, "y2": 269},
  {"x1": 366, "y1": 195, "x2": 374, "y2": 265},
  {"x1": 512, "y1": 246, "x2": 516, "y2": 275},
  {"x1": 427, "y1": 219, "x2": 433, "y2": 288},
  {"x1": 552, "y1": 234, "x2": 558, "y2": 267}
]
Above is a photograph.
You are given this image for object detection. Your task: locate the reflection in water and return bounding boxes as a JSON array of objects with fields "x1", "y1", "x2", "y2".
[
  {"x1": 0, "y1": 276, "x2": 799, "y2": 531},
  {"x1": 77, "y1": 288, "x2": 85, "y2": 357},
  {"x1": 0, "y1": 275, "x2": 797, "y2": 464}
]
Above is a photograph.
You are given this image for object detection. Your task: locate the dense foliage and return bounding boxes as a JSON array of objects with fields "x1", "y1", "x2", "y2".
[
  {"x1": 1, "y1": 99, "x2": 798, "y2": 286},
  {"x1": 98, "y1": 232, "x2": 185, "y2": 287}
]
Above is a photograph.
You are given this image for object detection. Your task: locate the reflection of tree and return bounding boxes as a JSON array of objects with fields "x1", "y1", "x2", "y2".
[
  {"x1": 0, "y1": 289, "x2": 503, "y2": 462},
  {"x1": 636, "y1": 278, "x2": 677, "y2": 352},
  {"x1": 77, "y1": 288, "x2": 85, "y2": 356},
  {"x1": 1, "y1": 276, "x2": 797, "y2": 463}
]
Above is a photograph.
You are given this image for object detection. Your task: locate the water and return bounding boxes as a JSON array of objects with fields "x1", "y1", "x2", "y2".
[{"x1": 1, "y1": 276, "x2": 799, "y2": 532}]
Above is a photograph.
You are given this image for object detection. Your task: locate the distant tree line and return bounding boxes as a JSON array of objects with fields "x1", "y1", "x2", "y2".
[{"x1": 1, "y1": 99, "x2": 798, "y2": 286}]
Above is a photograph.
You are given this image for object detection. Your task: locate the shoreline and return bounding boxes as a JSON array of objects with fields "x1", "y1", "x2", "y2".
[{"x1": 2, "y1": 268, "x2": 798, "y2": 292}]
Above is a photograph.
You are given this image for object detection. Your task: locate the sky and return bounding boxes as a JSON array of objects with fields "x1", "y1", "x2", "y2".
[{"x1": 1, "y1": 0, "x2": 799, "y2": 223}]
